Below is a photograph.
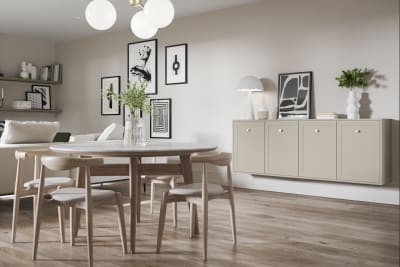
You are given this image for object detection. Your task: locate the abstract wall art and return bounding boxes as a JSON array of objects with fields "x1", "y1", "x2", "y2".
[
  {"x1": 32, "y1": 84, "x2": 51, "y2": 110},
  {"x1": 101, "y1": 76, "x2": 120, "y2": 115},
  {"x1": 277, "y1": 71, "x2": 312, "y2": 119},
  {"x1": 150, "y1": 98, "x2": 171, "y2": 139},
  {"x1": 165, "y1": 43, "x2": 188, "y2": 85},
  {"x1": 128, "y1": 39, "x2": 157, "y2": 95}
]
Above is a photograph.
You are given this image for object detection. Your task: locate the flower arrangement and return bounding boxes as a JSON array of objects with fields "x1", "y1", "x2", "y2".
[
  {"x1": 108, "y1": 81, "x2": 151, "y2": 115},
  {"x1": 335, "y1": 68, "x2": 370, "y2": 90}
]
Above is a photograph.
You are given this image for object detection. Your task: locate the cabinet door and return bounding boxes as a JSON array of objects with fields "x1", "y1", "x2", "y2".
[
  {"x1": 233, "y1": 121, "x2": 265, "y2": 174},
  {"x1": 265, "y1": 121, "x2": 298, "y2": 176},
  {"x1": 337, "y1": 121, "x2": 380, "y2": 183},
  {"x1": 299, "y1": 121, "x2": 337, "y2": 180}
]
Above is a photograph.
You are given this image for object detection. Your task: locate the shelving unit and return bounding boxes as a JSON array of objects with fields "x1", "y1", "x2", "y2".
[
  {"x1": 0, "y1": 108, "x2": 61, "y2": 114},
  {"x1": 0, "y1": 76, "x2": 61, "y2": 85}
]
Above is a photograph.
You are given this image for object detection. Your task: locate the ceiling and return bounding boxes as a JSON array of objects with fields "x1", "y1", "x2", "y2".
[{"x1": 0, "y1": 0, "x2": 263, "y2": 42}]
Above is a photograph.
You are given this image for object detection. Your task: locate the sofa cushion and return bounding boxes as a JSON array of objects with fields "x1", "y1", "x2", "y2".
[
  {"x1": 97, "y1": 123, "x2": 124, "y2": 141},
  {"x1": 0, "y1": 120, "x2": 60, "y2": 144}
]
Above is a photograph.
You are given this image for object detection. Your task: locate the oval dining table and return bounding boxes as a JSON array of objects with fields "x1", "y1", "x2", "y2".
[{"x1": 50, "y1": 141, "x2": 217, "y2": 253}]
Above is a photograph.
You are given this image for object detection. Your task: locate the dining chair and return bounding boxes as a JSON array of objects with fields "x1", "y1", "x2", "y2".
[
  {"x1": 11, "y1": 148, "x2": 74, "y2": 243},
  {"x1": 140, "y1": 156, "x2": 177, "y2": 226},
  {"x1": 32, "y1": 156, "x2": 127, "y2": 267},
  {"x1": 156, "y1": 152, "x2": 237, "y2": 261}
]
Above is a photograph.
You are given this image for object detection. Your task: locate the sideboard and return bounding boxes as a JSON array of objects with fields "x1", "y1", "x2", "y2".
[{"x1": 233, "y1": 119, "x2": 392, "y2": 185}]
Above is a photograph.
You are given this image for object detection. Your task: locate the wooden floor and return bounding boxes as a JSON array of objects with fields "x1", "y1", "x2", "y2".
[{"x1": 0, "y1": 188, "x2": 398, "y2": 267}]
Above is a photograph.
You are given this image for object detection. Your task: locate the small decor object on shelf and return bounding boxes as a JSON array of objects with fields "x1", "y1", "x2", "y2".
[
  {"x1": 335, "y1": 68, "x2": 370, "y2": 119},
  {"x1": 1, "y1": 87, "x2": 4, "y2": 108},
  {"x1": 32, "y1": 85, "x2": 51, "y2": 110},
  {"x1": 101, "y1": 76, "x2": 121, "y2": 115},
  {"x1": 128, "y1": 39, "x2": 157, "y2": 95},
  {"x1": 278, "y1": 71, "x2": 312, "y2": 119},
  {"x1": 26, "y1": 92, "x2": 43, "y2": 109},
  {"x1": 111, "y1": 81, "x2": 151, "y2": 145},
  {"x1": 150, "y1": 98, "x2": 172, "y2": 139},
  {"x1": 165, "y1": 43, "x2": 188, "y2": 85},
  {"x1": 52, "y1": 64, "x2": 62, "y2": 82},
  {"x1": 12, "y1": 100, "x2": 32, "y2": 110},
  {"x1": 20, "y1": 61, "x2": 29, "y2": 79},
  {"x1": 39, "y1": 65, "x2": 52, "y2": 81},
  {"x1": 316, "y1": 112, "x2": 338, "y2": 119}
]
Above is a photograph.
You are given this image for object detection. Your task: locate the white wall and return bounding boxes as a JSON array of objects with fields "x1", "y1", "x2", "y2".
[
  {"x1": 55, "y1": 0, "x2": 399, "y2": 204},
  {"x1": 0, "y1": 34, "x2": 58, "y2": 121}
]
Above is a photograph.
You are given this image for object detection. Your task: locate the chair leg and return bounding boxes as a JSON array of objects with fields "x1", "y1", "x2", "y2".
[
  {"x1": 170, "y1": 177, "x2": 177, "y2": 228},
  {"x1": 189, "y1": 203, "x2": 196, "y2": 239},
  {"x1": 85, "y1": 167, "x2": 94, "y2": 267},
  {"x1": 115, "y1": 193, "x2": 128, "y2": 254},
  {"x1": 74, "y1": 209, "x2": 81, "y2": 238},
  {"x1": 229, "y1": 196, "x2": 237, "y2": 245},
  {"x1": 58, "y1": 205, "x2": 65, "y2": 243},
  {"x1": 150, "y1": 181, "x2": 155, "y2": 214},
  {"x1": 32, "y1": 166, "x2": 46, "y2": 261},
  {"x1": 156, "y1": 192, "x2": 168, "y2": 253},
  {"x1": 136, "y1": 176, "x2": 141, "y2": 223},
  {"x1": 203, "y1": 200, "x2": 208, "y2": 261},
  {"x1": 11, "y1": 192, "x2": 21, "y2": 243},
  {"x1": 69, "y1": 207, "x2": 76, "y2": 246}
]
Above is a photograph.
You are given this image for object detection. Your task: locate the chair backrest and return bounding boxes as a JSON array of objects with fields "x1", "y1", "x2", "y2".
[{"x1": 41, "y1": 156, "x2": 104, "y2": 171}]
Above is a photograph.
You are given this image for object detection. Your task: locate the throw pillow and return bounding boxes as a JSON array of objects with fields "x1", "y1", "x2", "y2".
[
  {"x1": 97, "y1": 123, "x2": 124, "y2": 142},
  {"x1": 0, "y1": 120, "x2": 60, "y2": 144}
]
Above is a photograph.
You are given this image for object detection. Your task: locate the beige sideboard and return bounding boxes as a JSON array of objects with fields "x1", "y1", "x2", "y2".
[{"x1": 233, "y1": 119, "x2": 392, "y2": 185}]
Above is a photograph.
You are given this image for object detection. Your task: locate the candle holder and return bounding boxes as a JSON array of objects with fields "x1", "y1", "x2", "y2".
[{"x1": 0, "y1": 98, "x2": 4, "y2": 108}]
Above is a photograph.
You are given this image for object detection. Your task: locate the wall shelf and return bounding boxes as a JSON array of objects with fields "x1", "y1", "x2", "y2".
[
  {"x1": 0, "y1": 76, "x2": 61, "y2": 85},
  {"x1": 0, "y1": 108, "x2": 61, "y2": 114}
]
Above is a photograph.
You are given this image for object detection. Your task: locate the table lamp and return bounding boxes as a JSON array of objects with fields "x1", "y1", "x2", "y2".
[{"x1": 236, "y1": 76, "x2": 264, "y2": 120}]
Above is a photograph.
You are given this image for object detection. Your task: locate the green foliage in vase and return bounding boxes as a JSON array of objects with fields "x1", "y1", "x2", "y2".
[
  {"x1": 335, "y1": 68, "x2": 370, "y2": 90},
  {"x1": 108, "y1": 81, "x2": 151, "y2": 114}
]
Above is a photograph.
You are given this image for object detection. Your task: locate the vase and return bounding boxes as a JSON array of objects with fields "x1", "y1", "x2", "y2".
[
  {"x1": 124, "y1": 109, "x2": 145, "y2": 145},
  {"x1": 346, "y1": 89, "x2": 358, "y2": 119}
]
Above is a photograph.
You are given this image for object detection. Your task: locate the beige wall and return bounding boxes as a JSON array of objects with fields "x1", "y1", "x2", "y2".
[
  {"x1": 0, "y1": 34, "x2": 58, "y2": 121},
  {"x1": 55, "y1": 0, "x2": 399, "y2": 204}
]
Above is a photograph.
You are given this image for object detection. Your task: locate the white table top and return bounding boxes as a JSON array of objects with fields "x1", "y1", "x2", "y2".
[{"x1": 50, "y1": 141, "x2": 217, "y2": 157}]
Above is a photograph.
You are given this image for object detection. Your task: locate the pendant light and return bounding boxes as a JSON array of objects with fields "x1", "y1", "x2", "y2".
[
  {"x1": 85, "y1": 0, "x2": 117, "y2": 31},
  {"x1": 144, "y1": 0, "x2": 175, "y2": 28},
  {"x1": 130, "y1": 11, "x2": 158, "y2": 39}
]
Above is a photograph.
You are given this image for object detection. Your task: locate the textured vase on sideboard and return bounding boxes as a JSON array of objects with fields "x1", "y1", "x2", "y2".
[{"x1": 346, "y1": 89, "x2": 358, "y2": 119}]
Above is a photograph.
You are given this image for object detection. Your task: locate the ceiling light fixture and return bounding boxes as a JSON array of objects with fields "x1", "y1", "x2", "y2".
[{"x1": 85, "y1": 0, "x2": 175, "y2": 39}]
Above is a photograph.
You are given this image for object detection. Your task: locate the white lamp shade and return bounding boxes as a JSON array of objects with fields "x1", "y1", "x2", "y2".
[
  {"x1": 144, "y1": 0, "x2": 175, "y2": 28},
  {"x1": 85, "y1": 0, "x2": 117, "y2": 31},
  {"x1": 236, "y1": 76, "x2": 264, "y2": 92},
  {"x1": 130, "y1": 11, "x2": 158, "y2": 39}
]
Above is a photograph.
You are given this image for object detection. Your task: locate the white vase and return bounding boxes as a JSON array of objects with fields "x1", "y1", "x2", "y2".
[{"x1": 346, "y1": 89, "x2": 358, "y2": 119}]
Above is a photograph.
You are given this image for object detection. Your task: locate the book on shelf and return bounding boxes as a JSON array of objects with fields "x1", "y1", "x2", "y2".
[{"x1": 52, "y1": 63, "x2": 62, "y2": 82}]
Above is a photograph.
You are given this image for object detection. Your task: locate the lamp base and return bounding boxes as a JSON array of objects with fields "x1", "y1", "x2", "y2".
[{"x1": 247, "y1": 91, "x2": 255, "y2": 120}]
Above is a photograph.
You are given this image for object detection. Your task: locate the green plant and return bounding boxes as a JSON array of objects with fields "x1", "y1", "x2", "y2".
[
  {"x1": 335, "y1": 68, "x2": 370, "y2": 90},
  {"x1": 108, "y1": 81, "x2": 151, "y2": 114}
]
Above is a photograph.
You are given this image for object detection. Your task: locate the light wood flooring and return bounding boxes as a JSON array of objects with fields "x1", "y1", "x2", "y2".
[{"x1": 0, "y1": 188, "x2": 399, "y2": 267}]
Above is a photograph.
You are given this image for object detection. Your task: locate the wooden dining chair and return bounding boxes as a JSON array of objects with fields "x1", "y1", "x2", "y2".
[
  {"x1": 156, "y1": 152, "x2": 237, "y2": 261},
  {"x1": 32, "y1": 156, "x2": 127, "y2": 267},
  {"x1": 11, "y1": 148, "x2": 74, "y2": 243},
  {"x1": 140, "y1": 156, "x2": 178, "y2": 226}
]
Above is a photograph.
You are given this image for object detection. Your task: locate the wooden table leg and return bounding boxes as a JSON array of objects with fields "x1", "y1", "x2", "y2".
[
  {"x1": 129, "y1": 157, "x2": 138, "y2": 253},
  {"x1": 136, "y1": 169, "x2": 141, "y2": 223},
  {"x1": 180, "y1": 154, "x2": 199, "y2": 235}
]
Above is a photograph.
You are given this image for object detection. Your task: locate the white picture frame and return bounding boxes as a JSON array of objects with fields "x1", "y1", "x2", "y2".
[{"x1": 101, "y1": 76, "x2": 121, "y2": 115}]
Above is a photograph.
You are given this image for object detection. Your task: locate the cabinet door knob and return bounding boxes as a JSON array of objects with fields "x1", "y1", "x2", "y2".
[
  {"x1": 278, "y1": 128, "x2": 284, "y2": 133},
  {"x1": 315, "y1": 129, "x2": 320, "y2": 133},
  {"x1": 246, "y1": 128, "x2": 251, "y2": 133},
  {"x1": 355, "y1": 129, "x2": 361, "y2": 133}
]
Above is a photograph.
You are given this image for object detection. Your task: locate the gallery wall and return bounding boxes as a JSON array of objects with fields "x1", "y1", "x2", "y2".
[{"x1": 55, "y1": 0, "x2": 399, "y2": 204}]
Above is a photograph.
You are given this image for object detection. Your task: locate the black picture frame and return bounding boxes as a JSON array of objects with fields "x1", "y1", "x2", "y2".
[
  {"x1": 26, "y1": 92, "x2": 43, "y2": 109},
  {"x1": 32, "y1": 84, "x2": 51, "y2": 110},
  {"x1": 150, "y1": 98, "x2": 172, "y2": 139},
  {"x1": 277, "y1": 71, "x2": 312, "y2": 119},
  {"x1": 165, "y1": 43, "x2": 188, "y2": 85},
  {"x1": 127, "y1": 39, "x2": 158, "y2": 95},
  {"x1": 101, "y1": 76, "x2": 121, "y2": 116}
]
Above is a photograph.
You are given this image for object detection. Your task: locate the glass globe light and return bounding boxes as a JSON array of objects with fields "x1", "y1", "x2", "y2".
[
  {"x1": 144, "y1": 0, "x2": 175, "y2": 28},
  {"x1": 85, "y1": 0, "x2": 117, "y2": 31},
  {"x1": 130, "y1": 11, "x2": 158, "y2": 39}
]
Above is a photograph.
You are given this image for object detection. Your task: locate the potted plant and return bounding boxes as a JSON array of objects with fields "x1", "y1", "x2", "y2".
[
  {"x1": 108, "y1": 81, "x2": 151, "y2": 145},
  {"x1": 335, "y1": 68, "x2": 370, "y2": 119}
]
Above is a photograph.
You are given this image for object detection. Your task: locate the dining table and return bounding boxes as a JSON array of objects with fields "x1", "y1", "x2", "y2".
[{"x1": 50, "y1": 141, "x2": 217, "y2": 253}]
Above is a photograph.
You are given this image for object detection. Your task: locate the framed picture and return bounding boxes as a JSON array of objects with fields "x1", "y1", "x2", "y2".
[
  {"x1": 32, "y1": 85, "x2": 51, "y2": 110},
  {"x1": 26, "y1": 92, "x2": 43, "y2": 109},
  {"x1": 0, "y1": 120, "x2": 5, "y2": 137},
  {"x1": 277, "y1": 71, "x2": 312, "y2": 119},
  {"x1": 150, "y1": 98, "x2": 172, "y2": 139},
  {"x1": 101, "y1": 76, "x2": 121, "y2": 115},
  {"x1": 165, "y1": 43, "x2": 188, "y2": 85},
  {"x1": 128, "y1": 39, "x2": 157, "y2": 95}
]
